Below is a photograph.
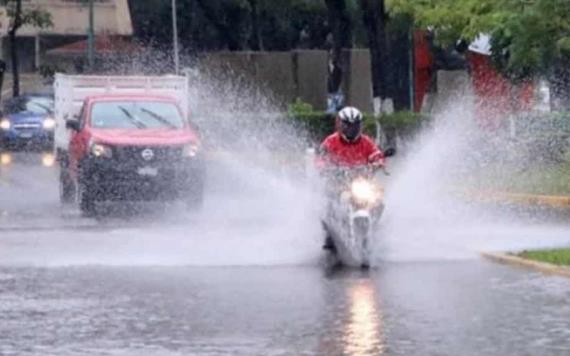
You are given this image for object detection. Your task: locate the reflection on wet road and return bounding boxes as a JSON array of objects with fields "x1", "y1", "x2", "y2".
[
  {"x1": 0, "y1": 153, "x2": 59, "y2": 224},
  {"x1": 2, "y1": 155, "x2": 570, "y2": 355},
  {"x1": 3, "y1": 264, "x2": 570, "y2": 356}
]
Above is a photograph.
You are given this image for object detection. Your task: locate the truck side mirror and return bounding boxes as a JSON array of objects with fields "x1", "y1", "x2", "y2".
[
  {"x1": 188, "y1": 120, "x2": 201, "y2": 134},
  {"x1": 66, "y1": 119, "x2": 80, "y2": 131}
]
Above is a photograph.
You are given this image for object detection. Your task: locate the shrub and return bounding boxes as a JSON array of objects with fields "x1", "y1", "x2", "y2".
[{"x1": 287, "y1": 99, "x2": 428, "y2": 142}]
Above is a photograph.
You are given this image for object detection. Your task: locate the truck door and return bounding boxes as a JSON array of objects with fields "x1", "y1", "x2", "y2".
[{"x1": 69, "y1": 104, "x2": 88, "y2": 179}]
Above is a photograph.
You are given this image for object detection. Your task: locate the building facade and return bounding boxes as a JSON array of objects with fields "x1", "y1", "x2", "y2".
[{"x1": 0, "y1": 0, "x2": 133, "y2": 72}]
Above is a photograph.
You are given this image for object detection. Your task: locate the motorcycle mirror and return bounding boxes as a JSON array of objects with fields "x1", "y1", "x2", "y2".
[{"x1": 384, "y1": 148, "x2": 396, "y2": 157}]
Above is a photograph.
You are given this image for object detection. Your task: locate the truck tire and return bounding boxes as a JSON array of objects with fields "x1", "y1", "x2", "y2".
[
  {"x1": 79, "y1": 182, "x2": 96, "y2": 217},
  {"x1": 58, "y1": 152, "x2": 75, "y2": 205},
  {"x1": 78, "y1": 166, "x2": 96, "y2": 217},
  {"x1": 59, "y1": 169, "x2": 75, "y2": 205},
  {"x1": 184, "y1": 169, "x2": 205, "y2": 211}
]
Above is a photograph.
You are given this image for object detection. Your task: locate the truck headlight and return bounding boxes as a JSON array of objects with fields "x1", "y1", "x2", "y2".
[
  {"x1": 42, "y1": 153, "x2": 55, "y2": 167},
  {"x1": 90, "y1": 143, "x2": 113, "y2": 158},
  {"x1": 0, "y1": 119, "x2": 10, "y2": 130},
  {"x1": 43, "y1": 117, "x2": 56, "y2": 130},
  {"x1": 182, "y1": 144, "x2": 200, "y2": 158}
]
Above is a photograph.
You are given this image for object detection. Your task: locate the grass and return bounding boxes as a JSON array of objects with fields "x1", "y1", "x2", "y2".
[
  {"x1": 462, "y1": 162, "x2": 570, "y2": 196},
  {"x1": 519, "y1": 249, "x2": 570, "y2": 266}
]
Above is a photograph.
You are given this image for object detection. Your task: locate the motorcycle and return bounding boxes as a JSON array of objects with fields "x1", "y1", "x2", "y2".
[
  {"x1": 321, "y1": 164, "x2": 388, "y2": 268},
  {"x1": 317, "y1": 145, "x2": 395, "y2": 268}
]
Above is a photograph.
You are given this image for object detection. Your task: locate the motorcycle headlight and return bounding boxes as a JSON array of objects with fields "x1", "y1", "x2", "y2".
[
  {"x1": 43, "y1": 117, "x2": 56, "y2": 130},
  {"x1": 90, "y1": 142, "x2": 113, "y2": 158},
  {"x1": 0, "y1": 119, "x2": 10, "y2": 130},
  {"x1": 351, "y1": 179, "x2": 380, "y2": 205},
  {"x1": 182, "y1": 143, "x2": 200, "y2": 158}
]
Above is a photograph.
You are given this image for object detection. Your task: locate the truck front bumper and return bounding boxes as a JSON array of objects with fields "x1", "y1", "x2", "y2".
[{"x1": 81, "y1": 157, "x2": 204, "y2": 202}]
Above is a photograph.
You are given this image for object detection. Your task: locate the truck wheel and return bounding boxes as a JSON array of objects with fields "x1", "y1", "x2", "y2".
[
  {"x1": 59, "y1": 169, "x2": 75, "y2": 205},
  {"x1": 184, "y1": 173, "x2": 204, "y2": 211},
  {"x1": 79, "y1": 183, "x2": 96, "y2": 217}
]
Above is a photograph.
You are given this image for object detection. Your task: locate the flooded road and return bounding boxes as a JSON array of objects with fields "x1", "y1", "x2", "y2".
[{"x1": 2, "y1": 154, "x2": 570, "y2": 356}]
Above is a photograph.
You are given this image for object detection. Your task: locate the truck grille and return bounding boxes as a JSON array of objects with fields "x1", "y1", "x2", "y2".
[
  {"x1": 14, "y1": 123, "x2": 41, "y2": 129},
  {"x1": 113, "y1": 146, "x2": 184, "y2": 164}
]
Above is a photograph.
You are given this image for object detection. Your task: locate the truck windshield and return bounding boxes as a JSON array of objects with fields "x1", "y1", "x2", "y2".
[{"x1": 91, "y1": 101, "x2": 185, "y2": 129}]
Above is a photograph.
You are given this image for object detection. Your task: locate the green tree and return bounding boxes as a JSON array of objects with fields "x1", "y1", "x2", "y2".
[
  {"x1": 247, "y1": 0, "x2": 262, "y2": 50},
  {"x1": 129, "y1": 0, "x2": 331, "y2": 53},
  {"x1": 325, "y1": 0, "x2": 353, "y2": 93},
  {"x1": 358, "y1": 0, "x2": 388, "y2": 101},
  {"x1": 195, "y1": 0, "x2": 251, "y2": 51},
  {"x1": 387, "y1": 0, "x2": 570, "y2": 107},
  {"x1": 2, "y1": 0, "x2": 52, "y2": 97}
]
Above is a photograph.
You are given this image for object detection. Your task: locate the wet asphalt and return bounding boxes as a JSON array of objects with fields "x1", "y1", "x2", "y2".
[{"x1": 2, "y1": 153, "x2": 570, "y2": 356}]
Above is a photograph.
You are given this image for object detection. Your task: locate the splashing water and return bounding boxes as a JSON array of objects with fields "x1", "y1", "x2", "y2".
[
  {"x1": 0, "y1": 60, "x2": 324, "y2": 267},
  {"x1": 8, "y1": 51, "x2": 570, "y2": 267},
  {"x1": 378, "y1": 81, "x2": 570, "y2": 263}
]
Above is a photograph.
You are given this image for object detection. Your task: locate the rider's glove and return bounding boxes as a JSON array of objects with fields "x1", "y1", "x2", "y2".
[{"x1": 371, "y1": 161, "x2": 385, "y2": 169}]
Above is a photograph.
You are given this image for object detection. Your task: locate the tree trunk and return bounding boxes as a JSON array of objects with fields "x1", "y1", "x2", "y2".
[
  {"x1": 359, "y1": 0, "x2": 388, "y2": 100},
  {"x1": 324, "y1": 0, "x2": 352, "y2": 94},
  {"x1": 9, "y1": 0, "x2": 23, "y2": 98},
  {"x1": 551, "y1": 59, "x2": 570, "y2": 111},
  {"x1": 248, "y1": 0, "x2": 262, "y2": 51},
  {"x1": 0, "y1": 61, "x2": 5, "y2": 102}
]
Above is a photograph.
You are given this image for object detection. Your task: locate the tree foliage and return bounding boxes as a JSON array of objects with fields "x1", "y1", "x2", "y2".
[
  {"x1": 387, "y1": 0, "x2": 570, "y2": 79},
  {"x1": 129, "y1": 0, "x2": 332, "y2": 52},
  {"x1": 358, "y1": 0, "x2": 388, "y2": 99},
  {"x1": 128, "y1": 0, "x2": 415, "y2": 108},
  {"x1": 1, "y1": 0, "x2": 52, "y2": 30},
  {"x1": 1, "y1": 0, "x2": 52, "y2": 97}
]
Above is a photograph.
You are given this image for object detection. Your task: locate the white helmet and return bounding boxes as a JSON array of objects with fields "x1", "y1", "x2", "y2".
[{"x1": 337, "y1": 106, "x2": 363, "y2": 142}]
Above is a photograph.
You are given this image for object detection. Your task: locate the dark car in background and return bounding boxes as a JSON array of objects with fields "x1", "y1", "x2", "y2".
[{"x1": 0, "y1": 94, "x2": 55, "y2": 151}]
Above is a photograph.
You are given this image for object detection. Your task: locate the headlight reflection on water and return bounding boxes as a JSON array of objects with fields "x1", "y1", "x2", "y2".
[
  {"x1": 343, "y1": 281, "x2": 385, "y2": 356},
  {"x1": 1, "y1": 153, "x2": 12, "y2": 166},
  {"x1": 0, "y1": 153, "x2": 55, "y2": 167}
]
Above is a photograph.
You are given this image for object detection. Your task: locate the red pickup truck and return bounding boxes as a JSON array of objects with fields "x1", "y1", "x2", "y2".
[{"x1": 58, "y1": 94, "x2": 204, "y2": 216}]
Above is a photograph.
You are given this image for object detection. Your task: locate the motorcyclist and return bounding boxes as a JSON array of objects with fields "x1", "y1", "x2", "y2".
[
  {"x1": 316, "y1": 106, "x2": 386, "y2": 251},
  {"x1": 317, "y1": 106, "x2": 385, "y2": 170}
]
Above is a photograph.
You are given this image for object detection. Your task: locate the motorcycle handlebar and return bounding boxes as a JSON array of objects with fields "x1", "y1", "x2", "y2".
[{"x1": 321, "y1": 164, "x2": 390, "y2": 176}]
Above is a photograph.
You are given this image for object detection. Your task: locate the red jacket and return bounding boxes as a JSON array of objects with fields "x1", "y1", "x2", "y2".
[{"x1": 317, "y1": 133, "x2": 385, "y2": 168}]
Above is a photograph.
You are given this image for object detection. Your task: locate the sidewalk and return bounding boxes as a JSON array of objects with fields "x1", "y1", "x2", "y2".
[
  {"x1": 482, "y1": 251, "x2": 570, "y2": 278},
  {"x1": 456, "y1": 188, "x2": 570, "y2": 208},
  {"x1": 475, "y1": 189, "x2": 570, "y2": 277}
]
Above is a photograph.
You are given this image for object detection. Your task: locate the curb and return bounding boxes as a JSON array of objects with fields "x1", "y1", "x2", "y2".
[
  {"x1": 481, "y1": 251, "x2": 570, "y2": 278},
  {"x1": 458, "y1": 189, "x2": 570, "y2": 208}
]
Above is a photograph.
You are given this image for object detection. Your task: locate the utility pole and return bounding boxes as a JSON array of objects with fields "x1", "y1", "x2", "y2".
[
  {"x1": 87, "y1": 0, "x2": 95, "y2": 72},
  {"x1": 172, "y1": 0, "x2": 180, "y2": 74}
]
